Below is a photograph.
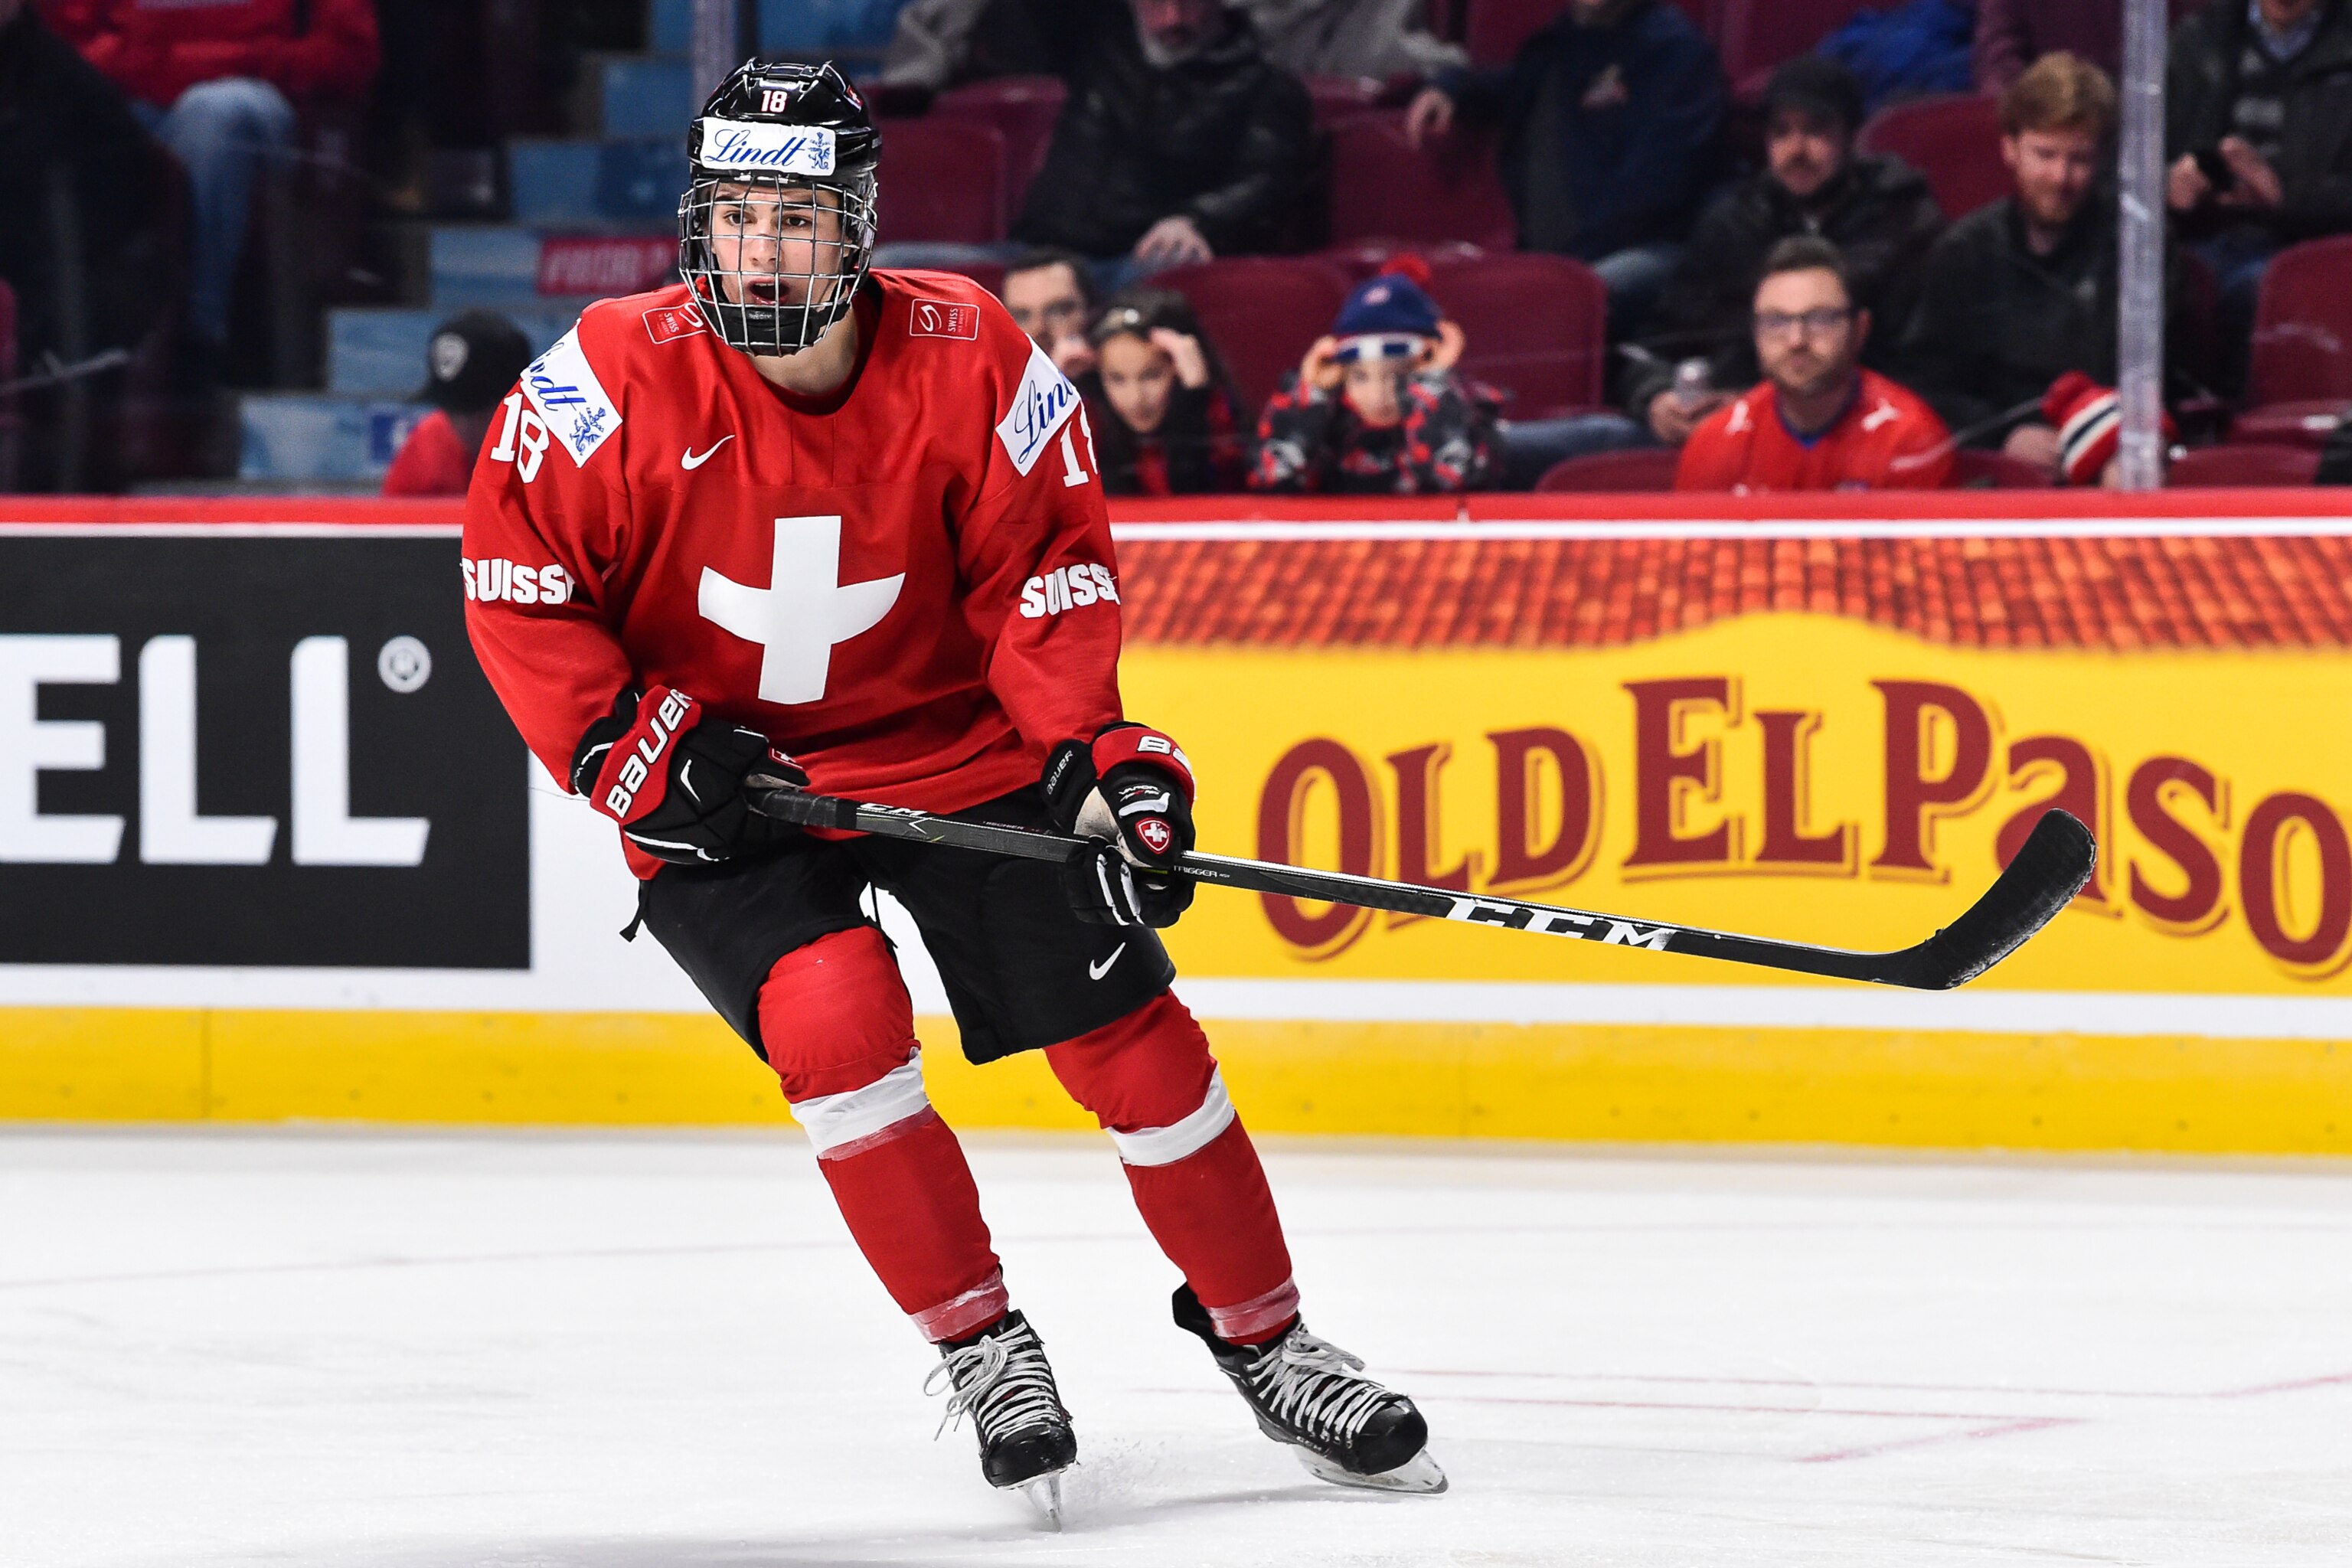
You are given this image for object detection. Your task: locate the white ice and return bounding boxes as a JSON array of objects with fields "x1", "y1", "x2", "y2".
[{"x1": 5, "y1": 1129, "x2": 2350, "y2": 1566}]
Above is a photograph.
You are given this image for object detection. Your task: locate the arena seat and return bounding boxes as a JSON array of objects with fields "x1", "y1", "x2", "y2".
[
  {"x1": 2166, "y1": 443, "x2": 2322, "y2": 487},
  {"x1": 1153, "y1": 257, "x2": 1354, "y2": 417},
  {"x1": 1425, "y1": 251, "x2": 1607, "y2": 417},
  {"x1": 1856, "y1": 93, "x2": 2008, "y2": 220},
  {"x1": 2236, "y1": 237, "x2": 2352, "y2": 447},
  {"x1": 872, "y1": 119, "x2": 1008, "y2": 243},
  {"x1": 1318, "y1": 239, "x2": 1487, "y2": 283},
  {"x1": 1534, "y1": 446, "x2": 1681, "y2": 492},
  {"x1": 1717, "y1": 0, "x2": 1873, "y2": 93},
  {"x1": 1947, "y1": 449, "x2": 2053, "y2": 488},
  {"x1": 930, "y1": 77, "x2": 1064, "y2": 199},
  {"x1": 1328, "y1": 116, "x2": 1517, "y2": 252}
]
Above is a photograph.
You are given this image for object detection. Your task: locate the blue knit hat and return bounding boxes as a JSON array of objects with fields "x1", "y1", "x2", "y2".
[{"x1": 1333, "y1": 270, "x2": 1442, "y2": 347}]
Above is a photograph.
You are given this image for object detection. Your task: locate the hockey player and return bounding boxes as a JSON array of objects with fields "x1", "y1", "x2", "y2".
[{"x1": 460, "y1": 61, "x2": 1443, "y2": 1521}]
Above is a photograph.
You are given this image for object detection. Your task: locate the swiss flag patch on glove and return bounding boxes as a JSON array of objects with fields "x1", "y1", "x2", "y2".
[
  {"x1": 1043, "y1": 722, "x2": 1197, "y2": 927},
  {"x1": 571, "y1": 685, "x2": 803, "y2": 877}
]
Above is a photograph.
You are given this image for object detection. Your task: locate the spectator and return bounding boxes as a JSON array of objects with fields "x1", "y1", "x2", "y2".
[
  {"x1": 1627, "y1": 56, "x2": 1944, "y2": 449},
  {"x1": 1818, "y1": 0, "x2": 1975, "y2": 114},
  {"x1": 1001, "y1": 248, "x2": 1098, "y2": 381},
  {"x1": 381, "y1": 310, "x2": 531, "y2": 498},
  {"x1": 40, "y1": 0, "x2": 380, "y2": 382},
  {"x1": 0, "y1": 0, "x2": 168, "y2": 491},
  {"x1": 1011, "y1": 0, "x2": 1313, "y2": 279},
  {"x1": 1251, "y1": 264, "x2": 1498, "y2": 493},
  {"x1": 1677, "y1": 236, "x2": 1952, "y2": 492},
  {"x1": 1076, "y1": 288, "x2": 1248, "y2": 494},
  {"x1": 1405, "y1": 0, "x2": 1726, "y2": 337},
  {"x1": 1247, "y1": 0, "x2": 1466, "y2": 80},
  {"x1": 1975, "y1": 0, "x2": 2123, "y2": 93},
  {"x1": 2166, "y1": 0, "x2": 2352, "y2": 397},
  {"x1": 1896, "y1": 52, "x2": 2184, "y2": 475}
]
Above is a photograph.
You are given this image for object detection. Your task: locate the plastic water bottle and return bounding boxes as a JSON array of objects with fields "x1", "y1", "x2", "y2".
[{"x1": 1672, "y1": 358, "x2": 1712, "y2": 413}]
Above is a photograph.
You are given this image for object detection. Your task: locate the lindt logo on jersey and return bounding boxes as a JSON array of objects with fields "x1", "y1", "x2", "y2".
[
  {"x1": 698, "y1": 118, "x2": 837, "y2": 175},
  {"x1": 995, "y1": 345, "x2": 1082, "y2": 475}
]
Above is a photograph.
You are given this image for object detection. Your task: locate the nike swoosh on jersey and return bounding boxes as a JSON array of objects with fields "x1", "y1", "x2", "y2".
[
  {"x1": 681, "y1": 435, "x2": 734, "y2": 469},
  {"x1": 1088, "y1": 942, "x2": 1127, "y2": 981}
]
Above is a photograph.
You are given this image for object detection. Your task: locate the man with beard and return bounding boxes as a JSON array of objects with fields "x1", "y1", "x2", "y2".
[
  {"x1": 1677, "y1": 236, "x2": 1952, "y2": 492},
  {"x1": 1894, "y1": 51, "x2": 2184, "y2": 475}
]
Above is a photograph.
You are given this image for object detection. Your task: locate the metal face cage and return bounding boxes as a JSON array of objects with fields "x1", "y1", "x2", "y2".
[{"x1": 678, "y1": 172, "x2": 880, "y2": 355}]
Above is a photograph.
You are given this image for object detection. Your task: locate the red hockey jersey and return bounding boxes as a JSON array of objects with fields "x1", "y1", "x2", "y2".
[
  {"x1": 1674, "y1": 371, "x2": 1953, "y2": 493},
  {"x1": 462, "y1": 273, "x2": 1123, "y2": 873}
]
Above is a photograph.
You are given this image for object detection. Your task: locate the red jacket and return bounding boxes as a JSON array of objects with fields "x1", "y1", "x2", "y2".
[
  {"x1": 381, "y1": 409, "x2": 475, "y2": 498},
  {"x1": 463, "y1": 273, "x2": 1125, "y2": 876},
  {"x1": 39, "y1": 0, "x2": 379, "y2": 106},
  {"x1": 1675, "y1": 370, "x2": 1952, "y2": 493}
]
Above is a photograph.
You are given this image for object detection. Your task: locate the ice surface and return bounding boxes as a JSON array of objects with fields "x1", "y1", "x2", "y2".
[{"x1": 5, "y1": 1129, "x2": 2350, "y2": 1566}]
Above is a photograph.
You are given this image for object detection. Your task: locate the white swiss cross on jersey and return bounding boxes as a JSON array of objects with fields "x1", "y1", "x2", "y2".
[{"x1": 699, "y1": 515, "x2": 906, "y2": 705}]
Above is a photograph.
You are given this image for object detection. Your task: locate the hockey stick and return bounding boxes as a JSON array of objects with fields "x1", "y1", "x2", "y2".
[{"x1": 744, "y1": 779, "x2": 2094, "y2": 991}]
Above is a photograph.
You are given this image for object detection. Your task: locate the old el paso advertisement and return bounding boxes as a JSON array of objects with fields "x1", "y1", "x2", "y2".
[
  {"x1": 1120, "y1": 530, "x2": 2352, "y2": 995},
  {"x1": 0, "y1": 529, "x2": 527, "y2": 967}
]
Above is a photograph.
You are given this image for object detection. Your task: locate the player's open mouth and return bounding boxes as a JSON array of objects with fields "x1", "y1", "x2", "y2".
[{"x1": 743, "y1": 279, "x2": 784, "y2": 305}]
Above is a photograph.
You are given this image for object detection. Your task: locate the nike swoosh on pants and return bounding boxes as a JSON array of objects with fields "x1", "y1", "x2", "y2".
[{"x1": 1088, "y1": 942, "x2": 1127, "y2": 980}]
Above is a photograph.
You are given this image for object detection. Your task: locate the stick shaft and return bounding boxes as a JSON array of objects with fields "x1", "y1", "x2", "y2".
[{"x1": 747, "y1": 783, "x2": 2093, "y2": 990}]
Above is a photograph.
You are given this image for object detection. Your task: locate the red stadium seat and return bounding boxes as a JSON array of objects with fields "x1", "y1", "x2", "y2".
[
  {"x1": 1717, "y1": 0, "x2": 1873, "y2": 93},
  {"x1": 1424, "y1": 251, "x2": 1607, "y2": 417},
  {"x1": 1153, "y1": 257, "x2": 1354, "y2": 418},
  {"x1": 930, "y1": 76, "x2": 1064, "y2": 201},
  {"x1": 1535, "y1": 447, "x2": 1681, "y2": 491},
  {"x1": 873, "y1": 119, "x2": 1008, "y2": 243},
  {"x1": 2166, "y1": 443, "x2": 2322, "y2": 487},
  {"x1": 1856, "y1": 93, "x2": 2008, "y2": 220},
  {"x1": 1317, "y1": 239, "x2": 1487, "y2": 283},
  {"x1": 1947, "y1": 449, "x2": 2053, "y2": 488},
  {"x1": 1328, "y1": 115, "x2": 1517, "y2": 252},
  {"x1": 2240, "y1": 237, "x2": 2352, "y2": 446},
  {"x1": 1465, "y1": 0, "x2": 1716, "y2": 64}
]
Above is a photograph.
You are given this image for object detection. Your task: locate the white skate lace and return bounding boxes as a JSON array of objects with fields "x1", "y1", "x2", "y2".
[
  {"x1": 1246, "y1": 1329, "x2": 1396, "y2": 1450},
  {"x1": 924, "y1": 1321, "x2": 1065, "y2": 1443}
]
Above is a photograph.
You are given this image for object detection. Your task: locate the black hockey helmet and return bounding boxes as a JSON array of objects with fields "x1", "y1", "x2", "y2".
[{"x1": 678, "y1": 60, "x2": 882, "y2": 357}]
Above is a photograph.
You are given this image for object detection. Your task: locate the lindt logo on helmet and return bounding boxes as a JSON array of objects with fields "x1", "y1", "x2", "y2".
[{"x1": 698, "y1": 118, "x2": 836, "y2": 175}]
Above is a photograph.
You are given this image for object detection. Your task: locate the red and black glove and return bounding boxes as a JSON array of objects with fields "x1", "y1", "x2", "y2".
[
  {"x1": 2043, "y1": 371, "x2": 2178, "y2": 485},
  {"x1": 1043, "y1": 721, "x2": 1197, "y2": 927},
  {"x1": 570, "y1": 686, "x2": 803, "y2": 874}
]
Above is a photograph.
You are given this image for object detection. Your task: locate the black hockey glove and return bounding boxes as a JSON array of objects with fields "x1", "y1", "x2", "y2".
[
  {"x1": 572, "y1": 685, "x2": 804, "y2": 872},
  {"x1": 1042, "y1": 721, "x2": 1196, "y2": 928}
]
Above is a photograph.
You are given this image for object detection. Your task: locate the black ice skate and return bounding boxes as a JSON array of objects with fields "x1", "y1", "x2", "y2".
[
  {"x1": 1173, "y1": 1285, "x2": 1447, "y2": 1494},
  {"x1": 924, "y1": 1310, "x2": 1077, "y2": 1527}
]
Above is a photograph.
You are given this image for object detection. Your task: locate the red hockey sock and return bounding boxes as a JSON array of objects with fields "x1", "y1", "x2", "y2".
[
  {"x1": 815, "y1": 1109, "x2": 1008, "y2": 1341},
  {"x1": 759, "y1": 929, "x2": 1007, "y2": 1343},
  {"x1": 1047, "y1": 991, "x2": 1298, "y2": 1344}
]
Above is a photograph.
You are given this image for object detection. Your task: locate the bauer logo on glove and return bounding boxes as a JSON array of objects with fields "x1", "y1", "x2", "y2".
[{"x1": 571, "y1": 684, "x2": 803, "y2": 876}]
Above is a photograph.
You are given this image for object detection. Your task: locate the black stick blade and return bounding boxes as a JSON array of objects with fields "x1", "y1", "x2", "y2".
[{"x1": 1896, "y1": 808, "x2": 2096, "y2": 989}]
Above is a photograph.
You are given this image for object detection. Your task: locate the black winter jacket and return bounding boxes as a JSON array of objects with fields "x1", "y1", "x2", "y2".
[
  {"x1": 1893, "y1": 195, "x2": 2187, "y2": 444},
  {"x1": 2167, "y1": 0, "x2": 2352, "y2": 241},
  {"x1": 1012, "y1": 10, "x2": 1314, "y2": 257},
  {"x1": 1623, "y1": 154, "x2": 1945, "y2": 420}
]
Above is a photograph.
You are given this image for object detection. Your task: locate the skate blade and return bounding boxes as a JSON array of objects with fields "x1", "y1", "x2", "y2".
[
  {"x1": 1295, "y1": 1446, "x2": 1449, "y2": 1494},
  {"x1": 1016, "y1": 1470, "x2": 1067, "y2": 1530}
]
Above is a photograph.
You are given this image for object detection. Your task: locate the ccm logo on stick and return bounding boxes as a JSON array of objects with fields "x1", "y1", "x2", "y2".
[
  {"x1": 463, "y1": 558, "x2": 573, "y2": 606},
  {"x1": 1019, "y1": 563, "x2": 1120, "y2": 619}
]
